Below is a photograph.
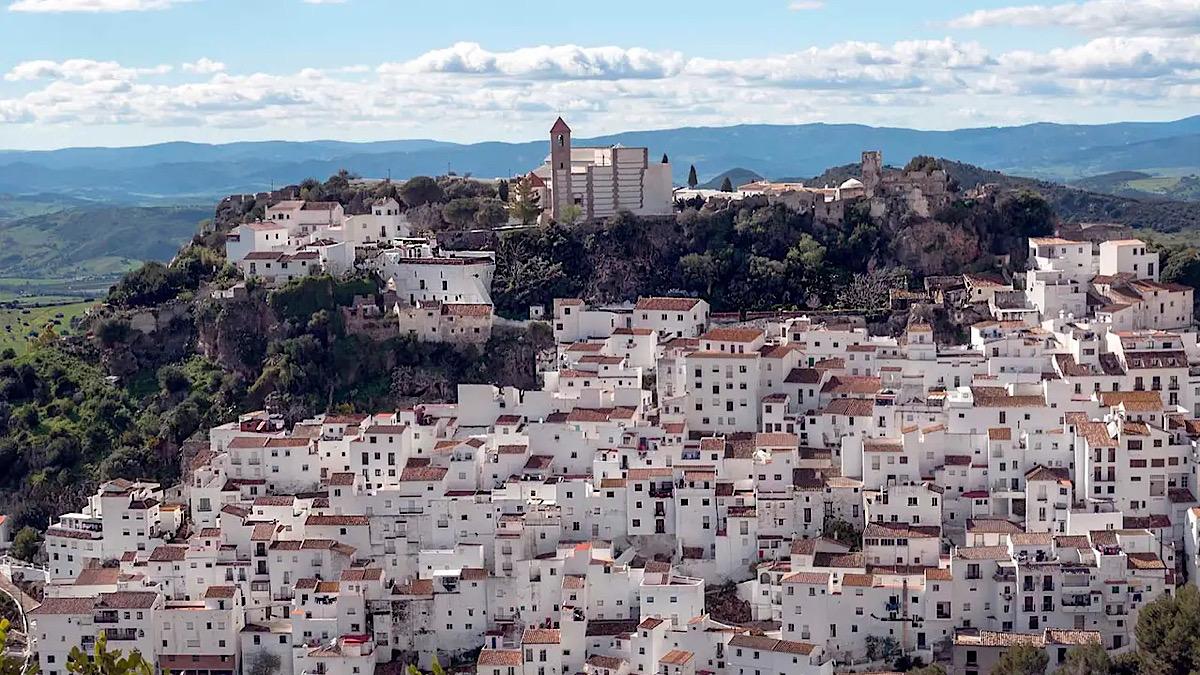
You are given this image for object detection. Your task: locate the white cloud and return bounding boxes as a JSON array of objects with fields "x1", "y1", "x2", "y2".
[
  {"x1": 4, "y1": 59, "x2": 170, "y2": 82},
  {"x1": 0, "y1": 38, "x2": 1196, "y2": 142},
  {"x1": 8, "y1": 0, "x2": 185, "y2": 11},
  {"x1": 998, "y1": 37, "x2": 1200, "y2": 80},
  {"x1": 685, "y1": 39, "x2": 993, "y2": 92},
  {"x1": 948, "y1": 0, "x2": 1200, "y2": 36},
  {"x1": 181, "y1": 58, "x2": 225, "y2": 74},
  {"x1": 787, "y1": 1, "x2": 824, "y2": 9},
  {"x1": 383, "y1": 42, "x2": 687, "y2": 80}
]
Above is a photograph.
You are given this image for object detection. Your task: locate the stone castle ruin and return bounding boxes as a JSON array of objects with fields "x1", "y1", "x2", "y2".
[
  {"x1": 744, "y1": 150, "x2": 952, "y2": 226},
  {"x1": 861, "y1": 150, "x2": 952, "y2": 219}
]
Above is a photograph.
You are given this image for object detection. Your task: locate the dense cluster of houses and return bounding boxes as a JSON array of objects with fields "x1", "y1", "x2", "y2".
[
  {"x1": 223, "y1": 199, "x2": 498, "y2": 346},
  {"x1": 26, "y1": 234, "x2": 1200, "y2": 675}
]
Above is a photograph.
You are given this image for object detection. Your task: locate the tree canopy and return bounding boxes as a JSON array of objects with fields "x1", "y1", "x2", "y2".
[
  {"x1": 399, "y1": 176, "x2": 444, "y2": 207},
  {"x1": 1136, "y1": 583, "x2": 1200, "y2": 675},
  {"x1": 904, "y1": 155, "x2": 942, "y2": 173},
  {"x1": 1056, "y1": 644, "x2": 1111, "y2": 675},
  {"x1": 66, "y1": 633, "x2": 153, "y2": 675},
  {"x1": 991, "y1": 645, "x2": 1048, "y2": 675},
  {"x1": 0, "y1": 618, "x2": 38, "y2": 675}
]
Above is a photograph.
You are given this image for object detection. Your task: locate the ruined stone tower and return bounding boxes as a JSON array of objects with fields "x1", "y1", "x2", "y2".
[{"x1": 861, "y1": 150, "x2": 882, "y2": 198}]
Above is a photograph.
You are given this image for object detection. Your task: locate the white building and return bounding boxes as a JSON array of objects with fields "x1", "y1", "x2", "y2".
[
  {"x1": 28, "y1": 234, "x2": 1200, "y2": 675},
  {"x1": 530, "y1": 117, "x2": 674, "y2": 222}
]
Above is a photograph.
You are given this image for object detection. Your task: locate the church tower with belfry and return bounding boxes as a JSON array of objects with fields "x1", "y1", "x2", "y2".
[{"x1": 549, "y1": 116, "x2": 572, "y2": 221}]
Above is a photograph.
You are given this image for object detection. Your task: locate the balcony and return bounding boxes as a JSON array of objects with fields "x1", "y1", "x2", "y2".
[
  {"x1": 1062, "y1": 595, "x2": 1093, "y2": 610},
  {"x1": 94, "y1": 611, "x2": 120, "y2": 624},
  {"x1": 649, "y1": 484, "x2": 674, "y2": 498},
  {"x1": 103, "y1": 628, "x2": 139, "y2": 641},
  {"x1": 992, "y1": 479, "x2": 1022, "y2": 494}
]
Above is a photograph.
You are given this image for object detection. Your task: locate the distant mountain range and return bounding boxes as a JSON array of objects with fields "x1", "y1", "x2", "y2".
[{"x1": 2, "y1": 116, "x2": 1200, "y2": 202}]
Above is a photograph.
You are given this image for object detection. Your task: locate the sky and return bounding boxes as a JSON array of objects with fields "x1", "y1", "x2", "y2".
[{"x1": 0, "y1": 0, "x2": 1197, "y2": 149}]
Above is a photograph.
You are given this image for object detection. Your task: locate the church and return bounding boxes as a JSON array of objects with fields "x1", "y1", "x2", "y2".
[{"x1": 526, "y1": 117, "x2": 675, "y2": 222}]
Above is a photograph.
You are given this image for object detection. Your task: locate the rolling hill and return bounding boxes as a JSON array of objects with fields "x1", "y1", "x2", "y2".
[
  {"x1": 1071, "y1": 171, "x2": 1200, "y2": 202},
  {"x1": 698, "y1": 168, "x2": 763, "y2": 190},
  {"x1": 0, "y1": 204, "x2": 211, "y2": 279}
]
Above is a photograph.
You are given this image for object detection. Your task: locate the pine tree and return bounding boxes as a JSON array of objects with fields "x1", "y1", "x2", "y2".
[
  {"x1": 661, "y1": 153, "x2": 669, "y2": 164},
  {"x1": 508, "y1": 176, "x2": 542, "y2": 226},
  {"x1": 719, "y1": 176, "x2": 734, "y2": 192},
  {"x1": 687, "y1": 164, "x2": 698, "y2": 188}
]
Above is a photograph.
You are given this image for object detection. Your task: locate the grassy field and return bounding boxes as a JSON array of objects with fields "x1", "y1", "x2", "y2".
[
  {"x1": 1126, "y1": 176, "x2": 1183, "y2": 192},
  {"x1": 0, "y1": 300, "x2": 94, "y2": 355}
]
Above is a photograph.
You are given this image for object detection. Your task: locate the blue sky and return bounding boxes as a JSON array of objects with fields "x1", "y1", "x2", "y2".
[{"x1": 0, "y1": 0, "x2": 1196, "y2": 149}]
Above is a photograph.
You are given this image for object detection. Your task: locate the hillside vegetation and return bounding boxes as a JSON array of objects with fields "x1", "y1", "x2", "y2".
[
  {"x1": 1072, "y1": 172, "x2": 1200, "y2": 202},
  {"x1": 0, "y1": 204, "x2": 210, "y2": 279}
]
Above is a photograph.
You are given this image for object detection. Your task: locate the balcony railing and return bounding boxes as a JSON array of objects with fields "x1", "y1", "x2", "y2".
[{"x1": 103, "y1": 628, "x2": 139, "y2": 641}]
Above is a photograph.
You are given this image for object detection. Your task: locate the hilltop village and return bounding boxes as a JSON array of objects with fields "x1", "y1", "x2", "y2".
[
  {"x1": 213, "y1": 117, "x2": 968, "y2": 344},
  {"x1": 6, "y1": 119, "x2": 1200, "y2": 675}
]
